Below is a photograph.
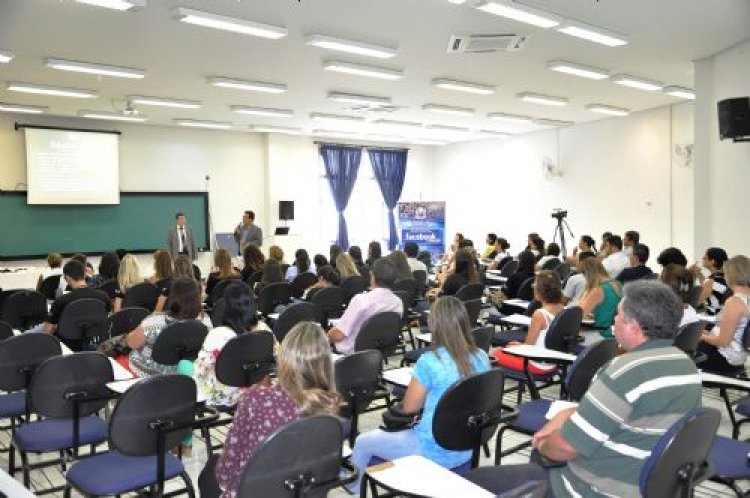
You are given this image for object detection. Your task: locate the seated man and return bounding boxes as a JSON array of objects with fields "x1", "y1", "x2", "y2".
[
  {"x1": 465, "y1": 280, "x2": 702, "y2": 497},
  {"x1": 404, "y1": 242, "x2": 427, "y2": 274},
  {"x1": 601, "y1": 234, "x2": 629, "y2": 278},
  {"x1": 617, "y1": 243, "x2": 653, "y2": 284},
  {"x1": 327, "y1": 258, "x2": 403, "y2": 355}
]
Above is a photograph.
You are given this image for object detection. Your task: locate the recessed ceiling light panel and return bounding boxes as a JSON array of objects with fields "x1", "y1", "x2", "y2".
[
  {"x1": 250, "y1": 125, "x2": 302, "y2": 135},
  {"x1": 557, "y1": 20, "x2": 628, "y2": 47},
  {"x1": 75, "y1": 0, "x2": 145, "y2": 11},
  {"x1": 0, "y1": 102, "x2": 47, "y2": 114},
  {"x1": 8, "y1": 82, "x2": 98, "y2": 98},
  {"x1": 422, "y1": 103, "x2": 475, "y2": 116},
  {"x1": 174, "y1": 119, "x2": 232, "y2": 130},
  {"x1": 475, "y1": 0, "x2": 562, "y2": 28},
  {"x1": 327, "y1": 92, "x2": 391, "y2": 106},
  {"x1": 310, "y1": 113, "x2": 366, "y2": 124},
  {"x1": 533, "y1": 118, "x2": 574, "y2": 127},
  {"x1": 517, "y1": 92, "x2": 568, "y2": 106},
  {"x1": 431, "y1": 78, "x2": 495, "y2": 95},
  {"x1": 231, "y1": 105, "x2": 293, "y2": 117},
  {"x1": 0, "y1": 50, "x2": 14, "y2": 64},
  {"x1": 586, "y1": 104, "x2": 630, "y2": 116},
  {"x1": 663, "y1": 86, "x2": 695, "y2": 100},
  {"x1": 547, "y1": 60, "x2": 609, "y2": 80},
  {"x1": 79, "y1": 110, "x2": 147, "y2": 122},
  {"x1": 174, "y1": 8, "x2": 288, "y2": 39},
  {"x1": 307, "y1": 34, "x2": 397, "y2": 59},
  {"x1": 208, "y1": 77, "x2": 287, "y2": 94},
  {"x1": 128, "y1": 95, "x2": 201, "y2": 108},
  {"x1": 322, "y1": 60, "x2": 403, "y2": 80},
  {"x1": 487, "y1": 112, "x2": 533, "y2": 123},
  {"x1": 46, "y1": 58, "x2": 145, "y2": 79},
  {"x1": 372, "y1": 119, "x2": 423, "y2": 129},
  {"x1": 611, "y1": 74, "x2": 663, "y2": 92}
]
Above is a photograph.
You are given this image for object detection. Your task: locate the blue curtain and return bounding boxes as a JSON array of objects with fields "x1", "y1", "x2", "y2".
[
  {"x1": 320, "y1": 144, "x2": 362, "y2": 250},
  {"x1": 368, "y1": 148, "x2": 408, "y2": 250}
]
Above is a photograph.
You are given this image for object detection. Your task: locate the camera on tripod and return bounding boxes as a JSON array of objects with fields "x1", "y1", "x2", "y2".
[{"x1": 551, "y1": 209, "x2": 568, "y2": 220}]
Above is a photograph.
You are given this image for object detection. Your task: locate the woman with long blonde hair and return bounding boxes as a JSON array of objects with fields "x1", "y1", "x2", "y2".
[
  {"x1": 336, "y1": 252, "x2": 361, "y2": 279},
  {"x1": 113, "y1": 254, "x2": 143, "y2": 312},
  {"x1": 578, "y1": 257, "x2": 621, "y2": 337},
  {"x1": 206, "y1": 248, "x2": 240, "y2": 297}
]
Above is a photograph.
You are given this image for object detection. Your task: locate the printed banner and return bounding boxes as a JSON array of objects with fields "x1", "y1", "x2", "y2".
[{"x1": 397, "y1": 201, "x2": 446, "y2": 258}]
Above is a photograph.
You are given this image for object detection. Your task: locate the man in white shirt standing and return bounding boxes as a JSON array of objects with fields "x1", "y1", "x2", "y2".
[
  {"x1": 168, "y1": 212, "x2": 197, "y2": 261},
  {"x1": 601, "y1": 234, "x2": 630, "y2": 278}
]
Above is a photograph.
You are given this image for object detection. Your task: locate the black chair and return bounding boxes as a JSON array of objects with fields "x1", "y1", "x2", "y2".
[
  {"x1": 495, "y1": 338, "x2": 618, "y2": 463},
  {"x1": 499, "y1": 260, "x2": 518, "y2": 278},
  {"x1": 257, "y1": 282, "x2": 293, "y2": 317},
  {"x1": 412, "y1": 270, "x2": 428, "y2": 300},
  {"x1": 464, "y1": 298, "x2": 482, "y2": 326},
  {"x1": 291, "y1": 272, "x2": 318, "y2": 299},
  {"x1": 121, "y1": 282, "x2": 160, "y2": 311},
  {"x1": 209, "y1": 298, "x2": 227, "y2": 328},
  {"x1": 393, "y1": 278, "x2": 418, "y2": 303},
  {"x1": 541, "y1": 258, "x2": 561, "y2": 270},
  {"x1": 64, "y1": 375, "x2": 210, "y2": 497},
  {"x1": 39, "y1": 274, "x2": 61, "y2": 300},
  {"x1": 354, "y1": 312, "x2": 404, "y2": 362},
  {"x1": 0, "y1": 333, "x2": 61, "y2": 475},
  {"x1": 0, "y1": 320, "x2": 13, "y2": 341},
  {"x1": 516, "y1": 277, "x2": 535, "y2": 301},
  {"x1": 236, "y1": 415, "x2": 357, "y2": 498},
  {"x1": 152, "y1": 320, "x2": 210, "y2": 366},
  {"x1": 673, "y1": 321, "x2": 705, "y2": 363},
  {"x1": 455, "y1": 283, "x2": 484, "y2": 302},
  {"x1": 14, "y1": 352, "x2": 113, "y2": 492},
  {"x1": 472, "y1": 326, "x2": 493, "y2": 353},
  {"x1": 340, "y1": 276, "x2": 368, "y2": 305},
  {"x1": 245, "y1": 270, "x2": 264, "y2": 288},
  {"x1": 272, "y1": 302, "x2": 326, "y2": 342},
  {"x1": 392, "y1": 290, "x2": 416, "y2": 350},
  {"x1": 555, "y1": 262, "x2": 572, "y2": 282},
  {"x1": 2, "y1": 290, "x2": 47, "y2": 330},
  {"x1": 103, "y1": 307, "x2": 149, "y2": 342},
  {"x1": 208, "y1": 278, "x2": 239, "y2": 307},
  {"x1": 641, "y1": 407, "x2": 719, "y2": 498},
  {"x1": 686, "y1": 285, "x2": 703, "y2": 308},
  {"x1": 310, "y1": 286, "x2": 344, "y2": 321},
  {"x1": 335, "y1": 350, "x2": 385, "y2": 447},
  {"x1": 57, "y1": 298, "x2": 109, "y2": 350}
]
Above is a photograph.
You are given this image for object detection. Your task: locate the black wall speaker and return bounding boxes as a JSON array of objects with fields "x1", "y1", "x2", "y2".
[
  {"x1": 279, "y1": 201, "x2": 294, "y2": 220},
  {"x1": 718, "y1": 97, "x2": 750, "y2": 140}
]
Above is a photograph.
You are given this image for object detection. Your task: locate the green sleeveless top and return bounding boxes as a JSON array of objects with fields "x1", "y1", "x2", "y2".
[{"x1": 594, "y1": 280, "x2": 621, "y2": 337}]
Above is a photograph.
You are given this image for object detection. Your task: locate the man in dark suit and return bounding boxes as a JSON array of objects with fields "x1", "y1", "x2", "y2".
[{"x1": 168, "y1": 212, "x2": 197, "y2": 261}]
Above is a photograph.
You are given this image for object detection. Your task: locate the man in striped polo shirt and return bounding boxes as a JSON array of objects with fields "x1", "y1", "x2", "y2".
[{"x1": 467, "y1": 280, "x2": 702, "y2": 497}]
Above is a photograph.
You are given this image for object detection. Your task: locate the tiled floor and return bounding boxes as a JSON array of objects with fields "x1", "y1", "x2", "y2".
[{"x1": 1, "y1": 341, "x2": 747, "y2": 497}]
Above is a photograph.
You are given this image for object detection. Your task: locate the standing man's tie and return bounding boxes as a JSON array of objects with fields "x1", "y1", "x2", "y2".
[{"x1": 179, "y1": 227, "x2": 186, "y2": 253}]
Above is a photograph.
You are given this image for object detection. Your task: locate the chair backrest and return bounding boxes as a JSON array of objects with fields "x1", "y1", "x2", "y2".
[
  {"x1": 291, "y1": 272, "x2": 319, "y2": 299},
  {"x1": 464, "y1": 299, "x2": 482, "y2": 326},
  {"x1": 686, "y1": 286, "x2": 703, "y2": 308},
  {"x1": 554, "y1": 263, "x2": 571, "y2": 281},
  {"x1": 433, "y1": 369, "x2": 506, "y2": 465},
  {"x1": 499, "y1": 259, "x2": 518, "y2": 277},
  {"x1": 209, "y1": 298, "x2": 227, "y2": 328},
  {"x1": 471, "y1": 326, "x2": 494, "y2": 353},
  {"x1": 257, "y1": 282, "x2": 292, "y2": 316},
  {"x1": 0, "y1": 320, "x2": 13, "y2": 341},
  {"x1": 354, "y1": 311, "x2": 402, "y2": 355},
  {"x1": 674, "y1": 321, "x2": 704, "y2": 357},
  {"x1": 103, "y1": 307, "x2": 149, "y2": 342},
  {"x1": 541, "y1": 258, "x2": 561, "y2": 271},
  {"x1": 39, "y1": 274, "x2": 62, "y2": 300},
  {"x1": 272, "y1": 302, "x2": 325, "y2": 342},
  {"x1": 310, "y1": 286, "x2": 344, "y2": 320},
  {"x1": 151, "y1": 319, "x2": 209, "y2": 365},
  {"x1": 245, "y1": 270, "x2": 264, "y2": 288},
  {"x1": 121, "y1": 282, "x2": 160, "y2": 311},
  {"x1": 209, "y1": 278, "x2": 237, "y2": 305},
  {"x1": 392, "y1": 290, "x2": 411, "y2": 321},
  {"x1": 109, "y1": 374, "x2": 197, "y2": 456},
  {"x1": 340, "y1": 276, "x2": 368, "y2": 305},
  {"x1": 57, "y1": 298, "x2": 109, "y2": 344},
  {"x1": 2, "y1": 290, "x2": 47, "y2": 330},
  {"x1": 412, "y1": 270, "x2": 428, "y2": 297},
  {"x1": 639, "y1": 407, "x2": 720, "y2": 497},
  {"x1": 455, "y1": 283, "x2": 484, "y2": 302},
  {"x1": 237, "y1": 415, "x2": 345, "y2": 498},
  {"x1": 393, "y1": 278, "x2": 417, "y2": 301},
  {"x1": 216, "y1": 331, "x2": 276, "y2": 387},
  {"x1": 544, "y1": 306, "x2": 583, "y2": 353},
  {"x1": 0, "y1": 333, "x2": 61, "y2": 392},
  {"x1": 565, "y1": 338, "x2": 618, "y2": 401},
  {"x1": 30, "y1": 352, "x2": 113, "y2": 418},
  {"x1": 335, "y1": 350, "x2": 383, "y2": 417},
  {"x1": 517, "y1": 277, "x2": 535, "y2": 301}
]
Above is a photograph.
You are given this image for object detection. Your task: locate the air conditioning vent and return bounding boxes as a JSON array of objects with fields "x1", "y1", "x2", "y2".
[{"x1": 448, "y1": 34, "x2": 529, "y2": 53}]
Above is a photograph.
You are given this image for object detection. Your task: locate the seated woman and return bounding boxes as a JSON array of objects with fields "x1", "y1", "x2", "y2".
[
  {"x1": 482, "y1": 233, "x2": 498, "y2": 259},
  {"x1": 566, "y1": 235, "x2": 596, "y2": 266},
  {"x1": 88, "y1": 252, "x2": 120, "y2": 297},
  {"x1": 285, "y1": 248, "x2": 314, "y2": 282},
  {"x1": 36, "y1": 252, "x2": 63, "y2": 295},
  {"x1": 528, "y1": 235, "x2": 545, "y2": 262},
  {"x1": 255, "y1": 259, "x2": 284, "y2": 295},
  {"x1": 329, "y1": 244, "x2": 343, "y2": 269},
  {"x1": 365, "y1": 240, "x2": 382, "y2": 267},
  {"x1": 194, "y1": 282, "x2": 273, "y2": 409},
  {"x1": 206, "y1": 248, "x2": 241, "y2": 299},
  {"x1": 492, "y1": 250, "x2": 536, "y2": 303},
  {"x1": 268, "y1": 245, "x2": 285, "y2": 265},
  {"x1": 690, "y1": 246, "x2": 732, "y2": 316},
  {"x1": 661, "y1": 264, "x2": 700, "y2": 327},
  {"x1": 149, "y1": 250, "x2": 174, "y2": 312},
  {"x1": 492, "y1": 271, "x2": 564, "y2": 372},
  {"x1": 125, "y1": 277, "x2": 213, "y2": 378},
  {"x1": 578, "y1": 257, "x2": 622, "y2": 338},
  {"x1": 303, "y1": 265, "x2": 341, "y2": 300},
  {"x1": 349, "y1": 296, "x2": 491, "y2": 493},
  {"x1": 389, "y1": 250, "x2": 415, "y2": 282},
  {"x1": 313, "y1": 254, "x2": 329, "y2": 271},
  {"x1": 336, "y1": 253, "x2": 361, "y2": 280},
  {"x1": 487, "y1": 238, "x2": 511, "y2": 270},
  {"x1": 239, "y1": 244, "x2": 265, "y2": 282},
  {"x1": 113, "y1": 253, "x2": 145, "y2": 312},
  {"x1": 698, "y1": 255, "x2": 750, "y2": 375},
  {"x1": 173, "y1": 255, "x2": 196, "y2": 280},
  {"x1": 428, "y1": 248, "x2": 479, "y2": 298},
  {"x1": 205, "y1": 322, "x2": 340, "y2": 498}
]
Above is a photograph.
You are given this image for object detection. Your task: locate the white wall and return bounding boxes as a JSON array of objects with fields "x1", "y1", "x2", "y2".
[
  {"x1": 433, "y1": 104, "x2": 693, "y2": 260},
  {"x1": 694, "y1": 37, "x2": 750, "y2": 257}
]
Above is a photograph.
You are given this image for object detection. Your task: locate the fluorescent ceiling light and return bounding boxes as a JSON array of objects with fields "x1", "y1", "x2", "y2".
[
  {"x1": 425, "y1": 124, "x2": 470, "y2": 132},
  {"x1": 431, "y1": 78, "x2": 495, "y2": 95},
  {"x1": 307, "y1": 34, "x2": 397, "y2": 59},
  {"x1": 327, "y1": 92, "x2": 391, "y2": 106},
  {"x1": 547, "y1": 60, "x2": 609, "y2": 80},
  {"x1": 611, "y1": 74, "x2": 663, "y2": 92},
  {"x1": 8, "y1": 82, "x2": 98, "y2": 98},
  {"x1": 447, "y1": 0, "x2": 467, "y2": 4},
  {"x1": 0, "y1": 50, "x2": 14, "y2": 64},
  {"x1": 46, "y1": 58, "x2": 145, "y2": 79},
  {"x1": 208, "y1": 77, "x2": 287, "y2": 94},
  {"x1": 231, "y1": 105, "x2": 293, "y2": 118},
  {"x1": 322, "y1": 61, "x2": 402, "y2": 81},
  {"x1": 487, "y1": 112, "x2": 532, "y2": 123},
  {"x1": 372, "y1": 119, "x2": 423, "y2": 129},
  {"x1": 75, "y1": 0, "x2": 145, "y2": 11},
  {"x1": 310, "y1": 113, "x2": 365, "y2": 124},
  {"x1": 586, "y1": 104, "x2": 630, "y2": 117},
  {"x1": 557, "y1": 21, "x2": 628, "y2": 47},
  {"x1": 422, "y1": 103, "x2": 474, "y2": 116},
  {"x1": 664, "y1": 86, "x2": 695, "y2": 100},
  {"x1": 0, "y1": 102, "x2": 47, "y2": 114},
  {"x1": 250, "y1": 125, "x2": 302, "y2": 135},
  {"x1": 475, "y1": 0, "x2": 561, "y2": 28},
  {"x1": 517, "y1": 92, "x2": 568, "y2": 106},
  {"x1": 476, "y1": 129, "x2": 513, "y2": 137},
  {"x1": 175, "y1": 119, "x2": 232, "y2": 130},
  {"x1": 79, "y1": 110, "x2": 147, "y2": 122},
  {"x1": 174, "y1": 8, "x2": 287, "y2": 39},
  {"x1": 534, "y1": 118, "x2": 574, "y2": 127},
  {"x1": 128, "y1": 95, "x2": 201, "y2": 108}
]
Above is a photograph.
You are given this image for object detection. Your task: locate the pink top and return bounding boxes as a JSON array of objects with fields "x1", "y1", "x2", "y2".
[{"x1": 335, "y1": 287, "x2": 403, "y2": 355}]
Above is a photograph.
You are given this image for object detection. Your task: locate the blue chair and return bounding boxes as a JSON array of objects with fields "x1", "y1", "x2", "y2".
[
  {"x1": 495, "y1": 338, "x2": 618, "y2": 464},
  {"x1": 64, "y1": 375, "x2": 215, "y2": 497},
  {"x1": 13, "y1": 352, "x2": 112, "y2": 493}
]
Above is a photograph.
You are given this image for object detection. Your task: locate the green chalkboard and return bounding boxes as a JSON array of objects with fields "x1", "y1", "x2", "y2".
[{"x1": 0, "y1": 192, "x2": 209, "y2": 259}]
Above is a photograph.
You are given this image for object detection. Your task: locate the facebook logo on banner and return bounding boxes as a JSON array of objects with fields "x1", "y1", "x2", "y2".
[{"x1": 402, "y1": 229, "x2": 442, "y2": 244}]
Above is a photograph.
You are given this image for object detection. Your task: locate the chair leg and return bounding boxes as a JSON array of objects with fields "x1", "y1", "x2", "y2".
[
  {"x1": 181, "y1": 470, "x2": 196, "y2": 498},
  {"x1": 20, "y1": 448, "x2": 30, "y2": 488}
]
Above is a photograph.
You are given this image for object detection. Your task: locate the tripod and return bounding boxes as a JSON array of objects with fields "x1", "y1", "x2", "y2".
[{"x1": 552, "y1": 216, "x2": 575, "y2": 258}]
